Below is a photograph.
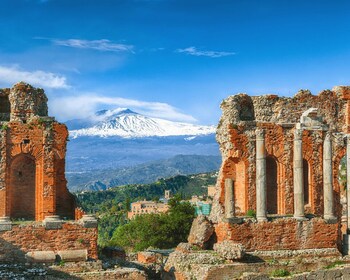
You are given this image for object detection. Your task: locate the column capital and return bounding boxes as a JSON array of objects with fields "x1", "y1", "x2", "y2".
[
  {"x1": 325, "y1": 131, "x2": 332, "y2": 140},
  {"x1": 294, "y1": 128, "x2": 303, "y2": 140},
  {"x1": 255, "y1": 128, "x2": 265, "y2": 139}
]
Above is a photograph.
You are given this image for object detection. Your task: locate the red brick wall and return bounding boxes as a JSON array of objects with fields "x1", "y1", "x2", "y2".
[
  {"x1": 0, "y1": 222, "x2": 98, "y2": 262},
  {"x1": 0, "y1": 121, "x2": 76, "y2": 221},
  {"x1": 215, "y1": 218, "x2": 340, "y2": 251}
]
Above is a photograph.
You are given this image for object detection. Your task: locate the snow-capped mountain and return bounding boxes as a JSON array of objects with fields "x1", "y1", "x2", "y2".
[{"x1": 67, "y1": 108, "x2": 216, "y2": 138}]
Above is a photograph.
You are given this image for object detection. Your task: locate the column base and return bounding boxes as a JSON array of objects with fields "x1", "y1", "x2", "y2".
[
  {"x1": 43, "y1": 215, "x2": 62, "y2": 230},
  {"x1": 223, "y1": 217, "x2": 243, "y2": 224},
  {"x1": 257, "y1": 217, "x2": 268, "y2": 222},
  {"x1": 0, "y1": 216, "x2": 12, "y2": 231},
  {"x1": 324, "y1": 216, "x2": 337, "y2": 224}
]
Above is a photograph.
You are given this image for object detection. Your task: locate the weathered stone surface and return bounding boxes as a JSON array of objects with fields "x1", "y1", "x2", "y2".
[
  {"x1": 25, "y1": 250, "x2": 56, "y2": 263},
  {"x1": 0, "y1": 217, "x2": 12, "y2": 231},
  {"x1": 187, "y1": 215, "x2": 214, "y2": 248},
  {"x1": 57, "y1": 249, "x2": 87, "y2": 262},
  {"x1": 0, "y1": 222, "x2": 98, "y2": 262},
  {"x1": 204, "y1": 86, "x2": 350, "y2": 253},
  {"x1": 137, "y1": 251, "x2": 158, "y2": 264},
  {"x1": 176, "y1": 242, "x2": 193, "y2": 253},
  {"x1": 0, "y1": 82, "x2": 77, "y2": 221},
  {"x1": 80, "y1": 215, "x2": 98, "y2": 228},
  {"x1": 215, "y1": 218, "x2": 340, "y2": 252},
  {"x1": 213, "y1": 240, "x2": 245, "y2": 260},
  {"x1": 9, "y1": 82, "x2": 48, "y2": 122},
  {"x1": 43, "y1": 215, "x2": 62, "y2": 230}
]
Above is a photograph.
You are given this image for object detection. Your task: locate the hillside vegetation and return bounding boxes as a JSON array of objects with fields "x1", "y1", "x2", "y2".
[{"x1": 76, "y1": 172, "x2": 217, "y2": 246}]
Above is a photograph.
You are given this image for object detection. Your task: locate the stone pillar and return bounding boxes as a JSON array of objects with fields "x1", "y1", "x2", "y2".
[
  {"x1": 293, "y1": 129, "x2": 305, "y2": 220},
  {"x1": 323, "y1": 131, "x2": 336, "y2": 222},
  {"x1": 347, "y1": 135, "x2": 350, "y2": 230},
  {"x1": 225, "y1": 178, "x2": 235, "y2": 219},
  {"x1": 256, "y1": 128, "x2": 267, "y2": 222}
]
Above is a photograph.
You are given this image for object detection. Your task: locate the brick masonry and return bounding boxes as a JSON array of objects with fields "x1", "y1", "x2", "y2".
[
  {"x1": 0, "y1": 82, "x2": 77, "y2": 221},
  {"x1": 207, "y1": 86, "x2": 350, "y2": 252},
  {"x1": 215, "y1": 218, "x2": 340, "y2": 252},
  {"x1": 0, "y1": 221, "x2": 98, "y2": 262}
]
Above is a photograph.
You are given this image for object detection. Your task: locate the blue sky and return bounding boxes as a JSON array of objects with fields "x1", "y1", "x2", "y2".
[{"x1": 0, "y1": 0, "x2": 349, "y2": 124}]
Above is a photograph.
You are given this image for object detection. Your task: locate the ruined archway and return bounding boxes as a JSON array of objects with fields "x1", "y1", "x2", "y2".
[
  {"x1": 221, "y1": 157, "x2": 248, "y2": 215},
  {"x1": 266, "y1": 156, "x2": 278, "y2": 214},
  {"x1": 9, "y1": 154, "x2": 36, "y2": 219}
]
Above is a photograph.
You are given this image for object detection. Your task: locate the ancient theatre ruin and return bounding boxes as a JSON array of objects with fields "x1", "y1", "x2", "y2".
[
  {"x1": 208, "y1": 86, "x2": 350, "y2": 254},
  {"x1": 0, "y1": 82, "x2": 97, "y2": 262}
]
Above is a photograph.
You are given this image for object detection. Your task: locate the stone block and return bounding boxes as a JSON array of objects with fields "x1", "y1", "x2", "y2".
[
  {"x1": 43, "y1": 215, "x2": 62, "y2": 229},
  {"x1": 0, "y1": 217, "x2": 12, "y2": 231},
  {"x1": 25, "y1": 250, "x2": 56, "y2": 263},
  {"x1": 187, "y1": 215, "x2": 214, "y2": 248},
  {"x1": 213, "y1": 240, "x2": 245, "y2": 260},
  {"x1": 57, "y1": 249, "x2": 88, "y2": 262},
  {"x1": 137, "y1": 251, "x2": 157, "y2": 264},
  {"x1": 80, "y1": 214, "x2": 98, "y2": 228}
]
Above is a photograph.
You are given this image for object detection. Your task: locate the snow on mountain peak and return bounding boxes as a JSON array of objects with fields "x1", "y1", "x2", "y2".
[{"x1": 68, "y1": 108, "x2": 216, "y2": 138}]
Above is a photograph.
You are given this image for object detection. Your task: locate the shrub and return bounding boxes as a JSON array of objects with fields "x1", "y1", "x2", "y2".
[
  {"x1": 246, "y1": 209, "x2": 256, "y2": 218},
  {"x1": 270, "y1": 269, "x2": 290, "y2": 277}
]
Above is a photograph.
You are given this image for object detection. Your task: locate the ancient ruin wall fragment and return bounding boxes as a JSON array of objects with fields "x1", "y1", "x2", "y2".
[
  {"x1": 0, "y1": 82, "x2": 76, "y2": 221},
  {"x1": 208, "y1": 86, "x2": 350, "y2": 252}
]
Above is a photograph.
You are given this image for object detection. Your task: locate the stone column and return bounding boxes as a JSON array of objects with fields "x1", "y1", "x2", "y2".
[
  {"x1": 323, "y1": 131, "x2": 336, "y2": 221},
  {"x1": 256, "y1": 128, "x2": 267, "y2": 222},
  {"x1": 293, "y1": 129, "x2": 305, "y2": 220},
  {"x1": 225, "y1": 178, "x2": 235, "y2": 219},
  {"x1": 347, "y1": 135, "x2": 350, "y2": 229}
]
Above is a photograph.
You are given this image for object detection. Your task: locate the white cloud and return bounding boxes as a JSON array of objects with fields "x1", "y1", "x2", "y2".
[
  {"x1": 50, "y1": 94, "x2": 197, "y2": 123},
  {"x1": 176, "y1": 46, "x2": 235, "y2": 58},
  {"x1": 53, "y1": 39, "x2": 134, "y2": 53},
  {"x1": 0, "y1": 65, "x2": 70, "y2": 89}
]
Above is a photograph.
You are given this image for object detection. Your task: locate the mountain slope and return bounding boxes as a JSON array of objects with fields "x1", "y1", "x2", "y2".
[
  {"x1": 67, "y1": 154, "x2": 221, "y2": 192},
  {"x1": 68, "y1": 108, "x2": 216, "y2": 138}
]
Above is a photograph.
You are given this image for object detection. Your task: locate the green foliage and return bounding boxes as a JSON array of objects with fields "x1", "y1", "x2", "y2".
[
  {"x1": 0, "y1": 123, "x2": 8, "y2": 131},
  {"x1": 246, "y1": 209, "x2": 256, "y2": 218},
  {"x1": 324, "y1": 260, "x2": 345, "y2": 269},
  {"x1": 109, "y1": 198, "x2": 195, "y2": 251},
  {"x1": 270, "y1": 269, "x2": 290, "y2": 277},
  {"x1": 76, "y1": 172, "x2": 216, "y2": 214},
  {"x1": 76, "y1": 172, "x2": 215, "y2": 247}
]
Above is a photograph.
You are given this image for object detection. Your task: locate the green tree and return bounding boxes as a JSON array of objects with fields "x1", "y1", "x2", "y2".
[{"x1": 110, "y1": 199, "x2": 195, "y2": 251}]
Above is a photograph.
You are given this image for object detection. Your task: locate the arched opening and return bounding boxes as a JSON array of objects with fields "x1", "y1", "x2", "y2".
[
  {"x1": 9, "y1": 154, "x2": 36, "y2": 219},
  {"x1": 303, "y1": 159, "x2": 310, "y2": 205},
  {"x1": 222, "y1": 158, "x2": 247, "y2": 215},
  {"x1": 266, "y1": 156, "x2": 278, "y2": 214}
]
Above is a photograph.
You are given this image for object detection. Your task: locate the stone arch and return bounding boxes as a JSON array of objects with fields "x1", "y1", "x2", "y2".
[
  {"x1": 9, "y1": 154, "x2": 36, "y2": 219},
  {"x1": 221, "y1": 157, "x2": 248, "y2": 215}
]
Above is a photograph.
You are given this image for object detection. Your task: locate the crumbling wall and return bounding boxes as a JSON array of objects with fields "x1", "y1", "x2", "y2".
[
  {"x1": 215, "y1": 218, "x2": 340, "y2": 251},
  {"x1": 0, "y1": 222, "x2": 98, "y2": 262},
  {"x1": 0, "y1": 82, "x2": 76, "y2": 221},
  {"x1": 207, "y1": 86, "x2": 350, "y2": 252}
]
